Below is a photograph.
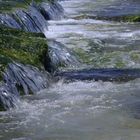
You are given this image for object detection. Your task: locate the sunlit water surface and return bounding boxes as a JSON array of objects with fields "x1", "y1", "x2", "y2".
[{"x1": 1, "y1": 0, "x2": 140, "y2": 140}]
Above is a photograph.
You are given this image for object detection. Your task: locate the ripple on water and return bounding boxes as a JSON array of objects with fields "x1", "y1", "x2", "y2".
[{"x1": 0, "y1": 79, "x2": 140, "y2": 139}]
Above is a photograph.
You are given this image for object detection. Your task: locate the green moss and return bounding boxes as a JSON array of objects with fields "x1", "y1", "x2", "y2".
[
  {"x1": 74, "y1": 47, "x2": 132, "y2": 68},
  {"x1": 74, "y1": 48, "x2": 91, "y2": 64},
  {"x1": 121, "y1": 15, "x2": 140, "y2": 22},
  {"x1": 0, "y1": 0, "x2": 54, "y2": 13},
  {"x1": 0, "y1": 25, "x2": 48, "y2": 79},
  {"x1": 74, "y1": 14, "x2": 140, "y2": 23},
  {"x1": 130, "y1": 52, "x2": 140, "y2": 62},
  {"x1": 106, "y1": 15, "x2": 140, "y2": 22},
  {"x1": 0, "y1": 24, "x2": 45, "y2": 38},
  {"x1": 0, "y1": 54, "x2": 12, "y2": 80},
  {"x1": 115, "y1": 60, "x2": 125, "y2": 68}
]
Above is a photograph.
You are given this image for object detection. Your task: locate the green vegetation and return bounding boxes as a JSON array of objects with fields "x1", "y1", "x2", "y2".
[
  {"x1": 74, "y1": 15, "x2": 140, "y2": 22},
  {"x1": 0, "y1": 0, "x2": 54, "y2": 13},
  {"x1": 74, "y1": 47, "x2": 140, "y2": 68},
  {"x1": 122, "y1": 15, "x2": 140, "y2": 22},
  {"x1": 101, "y1": 15, "x2": 140, "y2": 22},
  {"x1": 0, "y1": 25, "x2": 48, "y2": 80},
  {"x1": 105, "y1": 15, "x2": 140, "y2": 22},
  {"x1": 106, "y1": 15, "x2": 140, "y2": 22}
]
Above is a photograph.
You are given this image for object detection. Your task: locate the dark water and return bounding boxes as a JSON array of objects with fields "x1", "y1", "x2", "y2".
[{"x1": 0, "y1": 0, "x2": 140, "y2": 140}]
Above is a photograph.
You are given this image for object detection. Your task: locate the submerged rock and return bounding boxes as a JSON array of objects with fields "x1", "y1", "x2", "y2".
[
  {"x1": 55, "y1": 68, "x2": 140, "y2": 82},
  {"x1": 0, "y1": 62, "x2": 51, "y2": 110}
]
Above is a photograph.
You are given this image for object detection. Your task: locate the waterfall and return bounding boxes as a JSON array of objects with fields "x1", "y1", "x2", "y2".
[
  {"x1": 0, "y1": 1, "x2": 64, "y2": 33},
  {"x1": 0, "y1": 4, "x2": 48, "y2": 33},
  {"x1": 38, "y1": 2, "x2": 64, "y2": 20},
  {"x1": 0, "y1": 83, "x2": 20, "y2": 110},
  {"x1": 4, "y1": 63, "x2": 51, "y2": 95},
  {"x1": 0, "y1": 62, "x2": 51, "y2": 110}
]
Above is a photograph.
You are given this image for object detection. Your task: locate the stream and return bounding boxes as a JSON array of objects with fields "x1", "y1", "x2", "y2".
[{"x1": 0, "y1": 0, "x2": 140, "y2": 140}]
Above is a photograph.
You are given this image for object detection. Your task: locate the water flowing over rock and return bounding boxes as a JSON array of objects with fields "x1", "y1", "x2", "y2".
[
  {"x1": 0, "y1": 62, "x2": 51, "y2": 110},
  {"x1": 0, "y1": 1, "x2": 64, "y2": 33},
  {"x1": 38, "y1": 2, "x2": 64, "y2": 20},
  {"x1": 55, "y1": 68, "x2": 140, "y2": 82},
  {"x1": 2, "y1": 4, "x2": 48, "y2": 33},
  {"x1": 0, "y1": 13, "x2": 22, "y2": 29},
  {"x1": 47, "y1": 40, "x2": 80, "y2": 72},
  {"x1": 4, "y1": 62, "x2": 51, "y2": 95},
  {"x1": 0, "y1": 83, "x2": 19, "y2": 110}
]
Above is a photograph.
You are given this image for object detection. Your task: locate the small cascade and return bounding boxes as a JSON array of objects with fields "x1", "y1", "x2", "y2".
[
  {"x1": 0, "y1": 1, "x2": 64, "y2": 33},
  {"x1": 0, "y1": 62, "x2": 51, "y2": 110},
  {"x1": 38, "y1": 2, "x2": 64, "y2": 20},
  {"x1": 0, "y1": 4, "x2": 48, "y2": 33},
  {"x1": 0, "y1": 83, "x2": 19, "y2": 110},
  {"x1": 47, "y1": 40, "x2": 80, "y2": 72},
  {"x1": 4, "y1": 62, "x2": 51, "y2": 95},
  {"x1": 0, "y1": 13, "x2": 22, "y2": 29}
]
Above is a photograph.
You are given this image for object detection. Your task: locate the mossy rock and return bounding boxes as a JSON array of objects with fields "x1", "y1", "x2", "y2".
[
  {"x1": 105, "y1": 15, "x2": 140, "y2": 22},
  {"x1": 121, "y1": 15, "x2": 140, "y2": 22},
  {"x1": 75, "y1": 15, "x2": 140, "y2": 23},
  {"x1": 0, "y1": 25, "x2": 48, "y2": 79},
  {"x1": 74, "y1": 47, "x2": 140, "y2": 69},
  {"x1": 0, "y1": 0, "x2": 54, "y2": 13}
]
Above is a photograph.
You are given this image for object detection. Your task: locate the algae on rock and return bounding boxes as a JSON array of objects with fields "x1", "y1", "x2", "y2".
[
  {"x1": 0, "y1": 25, "x2": 49, "y2": 79},
  {"x1": 0, "y1": 0, "x2": 55, "y2": 13}
]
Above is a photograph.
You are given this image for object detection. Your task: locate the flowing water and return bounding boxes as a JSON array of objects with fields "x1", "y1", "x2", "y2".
[{"x1": 0, "y1": 0, "x2": 140, "y2": 140}]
